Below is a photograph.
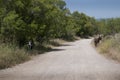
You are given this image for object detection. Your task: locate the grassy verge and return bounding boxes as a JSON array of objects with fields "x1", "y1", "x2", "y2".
[
  {"x1": 0, "y1": 43, "x2": 54, "y2": 69},
  {"x1": 98, "y1": 34, "x2": 120, "y2": 62},
  {"x1": 0, "y1": 39, "x2": 65, "y2": 69},
  {"x1": 0, "y1": 44, "x2": 30, "y2": 69}
]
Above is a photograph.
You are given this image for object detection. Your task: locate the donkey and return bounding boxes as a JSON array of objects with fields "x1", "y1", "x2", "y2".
[{"x1": 94, "y1": 35, "x2": 102, "y2": 47}]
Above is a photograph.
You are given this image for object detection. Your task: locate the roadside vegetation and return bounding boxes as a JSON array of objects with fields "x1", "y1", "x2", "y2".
[
  {"x1": 0, "y1": 0, "x2": 120, "y2": 69},
  {"x1": 98, "y1": 34, "x2": 120, "y2": 62},
  {"x1": 0, "y1": 0, "x2": 97, "y2": 69},
  {"x1": 0, "y1": 44, "x2": 30, "y2": 69},
  {"x1": 96, "y1": 18, "x2": 120, "y2": 62}
]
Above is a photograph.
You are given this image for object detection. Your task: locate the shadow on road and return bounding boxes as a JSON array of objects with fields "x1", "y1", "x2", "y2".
[
  {"x1": 49, "y1": 41, "x2": 72, "y2": 47},
  {"x1": 49, "y1": 48, "x2": 65, "y2": 52},
  {"x1": 29, "y1": 44, "x2": 68, "y2": 55}
]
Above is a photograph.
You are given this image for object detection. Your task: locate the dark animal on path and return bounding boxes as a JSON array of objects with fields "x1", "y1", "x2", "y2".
[{"x1": 94, "y1": 35, "x2": 102, "y2": 47}]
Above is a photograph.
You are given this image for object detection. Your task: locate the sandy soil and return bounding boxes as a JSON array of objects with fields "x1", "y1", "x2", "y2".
[{"x1": 0, "y1": 39, "x2": 120, "y2": 80}]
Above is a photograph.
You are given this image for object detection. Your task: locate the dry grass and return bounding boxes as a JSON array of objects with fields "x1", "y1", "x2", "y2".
[
  {"x1": 0, "y1": 39, "x2": 67, "y2": 69},
  {"x1": 0, "y1": 44, "x2": 30, "y2": 69},
  {"x1": 98, "y1": 34, "x2": 120, "y2": 62},
  {"x1": 98, "y1": 39, "x2": 113, "y2": 53},
  {"x1": 108, "y1": 49, "x2": 120, "y2": 61}
]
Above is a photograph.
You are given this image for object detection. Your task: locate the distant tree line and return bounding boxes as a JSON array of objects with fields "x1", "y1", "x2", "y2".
[
  {"x1": 96, "y1": 18, "x2": 120, "y2": 36},
  {"x1": 0, "y1": 0, "x2": 120, "y2": 47}
]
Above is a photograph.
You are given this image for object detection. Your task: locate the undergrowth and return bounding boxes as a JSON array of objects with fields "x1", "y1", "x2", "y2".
[
  {"x1": 0, "y1": 44, "x2": 30, "y2": 69},
  {"x1": 98, "y1": 33, "x2": 120, "y2": 62}
]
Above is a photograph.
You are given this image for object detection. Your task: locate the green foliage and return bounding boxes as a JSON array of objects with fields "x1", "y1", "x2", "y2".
[
  {"x1": 72, "y1": 11, "x2": 96, "y2": 37},
  {"x1": 2, "y1": 0, "x2": 120, "y2": 46},
  {"x1": 96, "y1": 18, "x2": 120, "y2": 35},
  {"x1": 0, "y1": 0, "x2": 99, "y2": 46}
]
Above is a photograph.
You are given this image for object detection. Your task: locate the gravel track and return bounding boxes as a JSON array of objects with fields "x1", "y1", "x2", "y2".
[{"x1": 0, "y1": 39, "x2": 120, "y2": 80}]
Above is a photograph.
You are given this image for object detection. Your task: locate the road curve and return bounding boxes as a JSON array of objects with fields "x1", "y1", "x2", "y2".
[{"x1": 0, "y1": 39, "x2": 120, "y2": 80}]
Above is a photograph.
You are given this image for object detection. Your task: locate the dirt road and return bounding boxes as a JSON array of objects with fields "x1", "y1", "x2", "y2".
[{"x1": 0, "y1": 39, "x2": 120, "y2": 80}]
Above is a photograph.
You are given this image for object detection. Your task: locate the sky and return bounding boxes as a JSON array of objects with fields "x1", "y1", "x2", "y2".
[{"x1": 64, "y1": 0, "x2": 120, "y2": 19}]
